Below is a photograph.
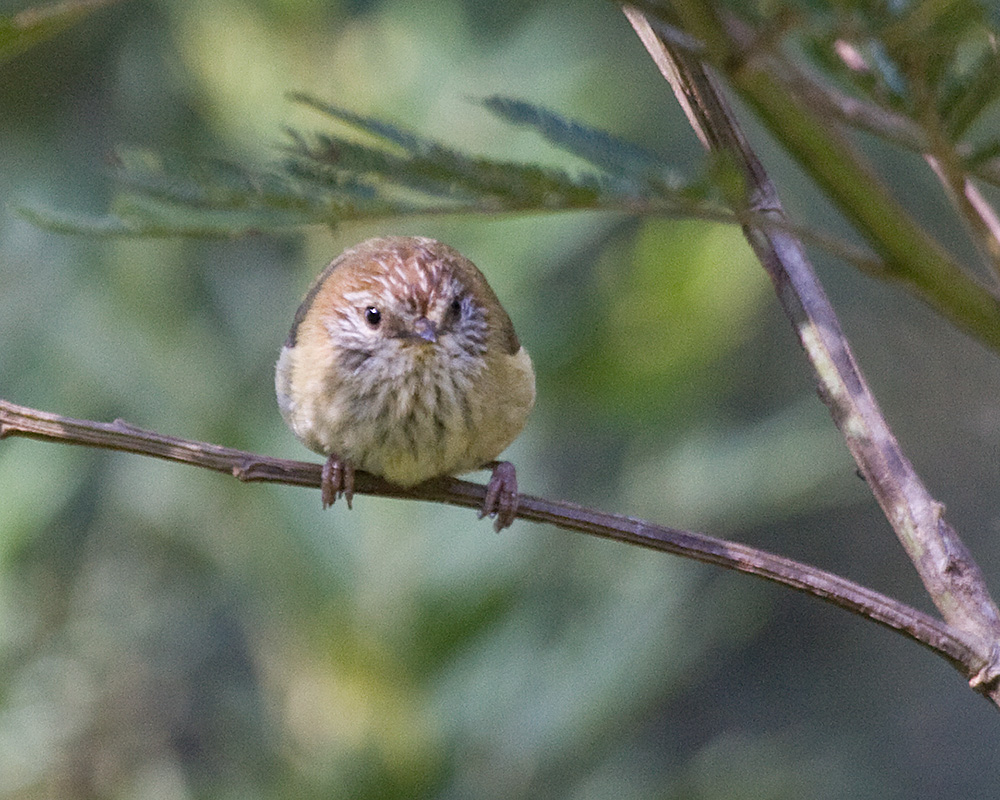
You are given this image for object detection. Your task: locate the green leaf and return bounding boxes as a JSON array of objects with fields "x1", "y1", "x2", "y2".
[
  {"x1": 481, "y1": 96, "x2": 679, "y2": 191},
  {"x1": 964, "y1": 139, "x2": 1000, "y2": 171},
  {"x1": 288, "y1": 93, "x2": 607, "y2": 209},
  {"x1": 16, "y1": 200, "x2": 312, "y2": 238},
  {"x1": 15, "y1": 205, "x2": 149, "y2": 236},
  {"x1": 111, "y1": 149, "x2": 321, "y2": 214},
  {"x1": 938, "y1": 33, "x2": 1000, "y2": 139},
  {"x1": 881, "y1": 0, "x2": 986, "y2": 88},
  {"x1": 288, "y1": 92, "x2": 433, "y2": 154},
  {"x1": 0, "y1": 0, "x2": 117, "y2": 65}
]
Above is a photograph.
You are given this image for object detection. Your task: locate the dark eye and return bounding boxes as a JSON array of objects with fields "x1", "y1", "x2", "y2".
[
  {"x1": 448, "y1": 298, "x2": 463, "y2": 317},
  {"x1": 364, "y1": 307, "x2": 381, "y2": 327}
]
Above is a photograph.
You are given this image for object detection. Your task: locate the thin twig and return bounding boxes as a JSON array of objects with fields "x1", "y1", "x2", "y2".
[
  {"x1": 925, "y1": 152, "x2": 1000, "y2": 284},
  {"x1": 0, "y1": 397, "x2": 992, "y2": 688},
  {"x1": 635, "y1": 10, "x2": 1000, "y2": 188},
  {"x1": 623, "y1": 5, "x2": 1000, "y2": 702},
  {"x1": 632, "y1": 2, "x2": 1000, "y2": 353}
]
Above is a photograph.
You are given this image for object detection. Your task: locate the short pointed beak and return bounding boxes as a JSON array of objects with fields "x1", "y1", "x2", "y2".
[{"x1": 412, "y1": 316, "x2": 437, "y2": 343}]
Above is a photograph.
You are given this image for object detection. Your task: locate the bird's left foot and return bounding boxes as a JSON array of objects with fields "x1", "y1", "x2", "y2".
[
  {"x1": 480, "y1": 461, "x2": 519, "y2": 532},
  {"x1": 321, "y1": 454, "x2": 355, "y2": 509}
]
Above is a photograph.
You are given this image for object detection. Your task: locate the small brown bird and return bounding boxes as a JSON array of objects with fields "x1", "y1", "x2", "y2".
[{"x1": 276, "y1": 236, "x2": 535, "y2": 530}]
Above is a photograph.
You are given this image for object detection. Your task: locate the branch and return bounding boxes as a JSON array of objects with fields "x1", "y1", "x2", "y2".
[
  {"x1": 623, "y1": 5, "x2": 1000, "y2": 702},
  {"x1": 633, "y1": 10, "x2": 1000, "y2": 277},
  {"x1": 0, "y1": 397, "x2": 993, "y2": 692},
  {"x1": 630, "y1": 3, "x2": 1000, "y2": 354},
  {"x1": 924, "y1": 151, "x2": 1000, "y2": 284},
  {"x1": 719, "y1": 15, "x2": 1000, "y2": 189}
]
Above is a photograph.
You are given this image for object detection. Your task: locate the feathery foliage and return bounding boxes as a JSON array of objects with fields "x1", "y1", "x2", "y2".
[{"x1": 20, "y1": 93, "x2": 715, "y2": 238}]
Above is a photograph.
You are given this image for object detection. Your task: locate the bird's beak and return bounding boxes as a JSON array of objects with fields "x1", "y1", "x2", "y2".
[{"x1": 411, "y1": 316, "x2": 438, "y2": 343}]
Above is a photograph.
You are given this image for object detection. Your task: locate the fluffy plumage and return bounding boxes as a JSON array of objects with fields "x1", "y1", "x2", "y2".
[{"x1": 276, "y1": 236, "x2": 535, "y2": 529}]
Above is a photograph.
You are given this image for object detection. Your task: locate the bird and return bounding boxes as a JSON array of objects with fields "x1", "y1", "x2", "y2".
[{"x1": 275, "y1": 236, "x2": 535, "y2": 531}]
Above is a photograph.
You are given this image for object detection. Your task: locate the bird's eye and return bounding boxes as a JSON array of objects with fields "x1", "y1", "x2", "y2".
[
  {"x1": 448, "y1": 298, "x2": 463, "y2": 317},
  {"x1": 364, "y1": 307, "x2": 381, "y2": 327}
]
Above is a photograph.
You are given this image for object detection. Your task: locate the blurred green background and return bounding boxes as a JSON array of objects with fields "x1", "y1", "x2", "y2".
[{"x1": 3, "y1": 0, "x2": 1000, "y2": 797}]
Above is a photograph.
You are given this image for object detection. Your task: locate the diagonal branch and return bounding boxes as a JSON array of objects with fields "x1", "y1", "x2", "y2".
[
  {"x1": 623, "y1": 5, "x2": 1000, "y2": 702},
  {"x1": 628, "y1": 3, "x2": 1000, "y2": 353},
  {"x1": 0, "y1": 396, "x2": 993, "y2": 694},
  {"x1": 924, "y1": 151, "x2": 1000, "y2": 284}
]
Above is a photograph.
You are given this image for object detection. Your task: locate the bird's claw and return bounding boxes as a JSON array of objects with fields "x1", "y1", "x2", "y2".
[
  {"x1": 321, "y1": 454, "x2": 355, "y2": 509},
  {"x1": 480, "y1": 461, "x2": 518, "y2": 532}
]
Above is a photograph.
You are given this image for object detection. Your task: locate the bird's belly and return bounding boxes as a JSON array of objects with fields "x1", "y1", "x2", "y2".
[{"x1": 331, "y1": 366, "x2": 493, "y2": 486}]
